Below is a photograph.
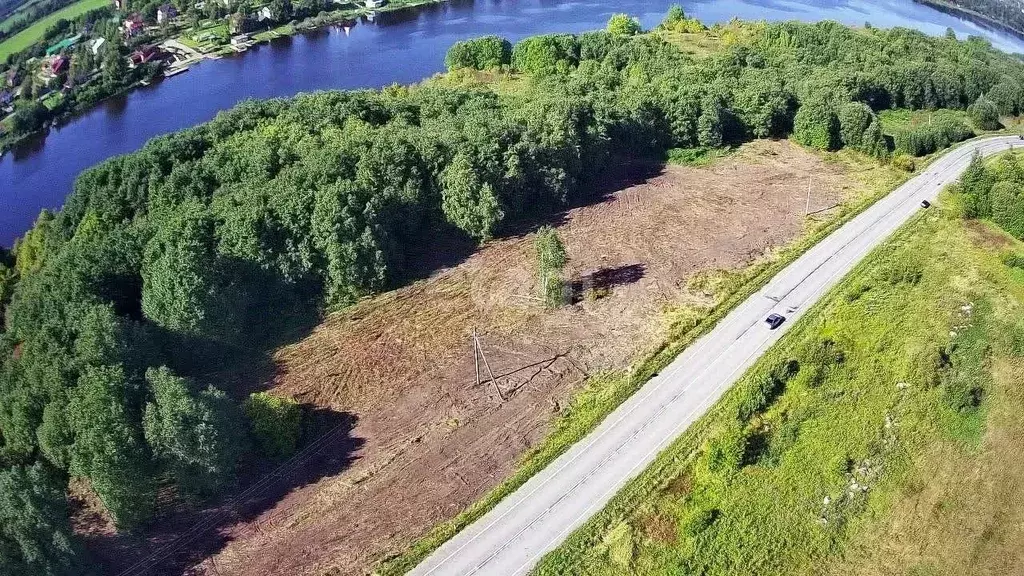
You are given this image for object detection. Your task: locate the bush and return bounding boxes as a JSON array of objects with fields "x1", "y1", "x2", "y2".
[
  {"x1": 968, "y1": 95, "x2": 1001, "y2": 130},
  {"x1": 607, "y1": 13, "x2": 641, "y2": 36},
  {"x1": 837, "y1": 101, "x2": 874, "y2": 149},
  {"x1": 511, "y1": 34, "x2": 579, "y2": 74},
  {"x1": 793, "y1": 98, "x2": 839, "y2": 151},
  {"x1": 890, "y1": 153, "x2": 916, "y2": 172},
  {"x1": 444, "y1": 35, "x2": 512, "y2": 71},
  {"x1": 893, "y1": 118, "x2": 972, "y2": 157},
  {"x1": 244, "y1": 392, "x2": 302, "y2": 459},
  {"x1": 989, "y1": 180, "x2": 1024, "y2": 238}
]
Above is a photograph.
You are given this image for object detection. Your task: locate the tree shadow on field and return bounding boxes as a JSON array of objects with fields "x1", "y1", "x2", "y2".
[
  {"x1": 569, "y1": 263, "x2": 646, "y2": 303},
  {"x1": 85, "y1": 406, "x2": 364, "y2": 576}
]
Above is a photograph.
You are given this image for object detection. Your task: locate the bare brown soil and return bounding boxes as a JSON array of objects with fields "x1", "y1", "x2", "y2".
[{"x1": 86, "y1": 140, "x2": 882, "y2": 576}]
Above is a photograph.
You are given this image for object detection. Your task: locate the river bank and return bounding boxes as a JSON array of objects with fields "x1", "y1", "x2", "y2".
[
  {"x1": 0, "y1": 0, "x2": 448, "y2": 157},
  {"x1": 5, "y1": 0, "x2": 1024, "y2": 247},
  {"x1": 915, "y1": 0, "x2": 1024, "y2": 42}
]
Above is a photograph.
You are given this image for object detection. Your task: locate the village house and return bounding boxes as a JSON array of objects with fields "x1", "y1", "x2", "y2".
[
  {"x1": 123, "y1": 14, "x2": 145, "y2": 37},
  {"x1": 157, "y1": 4, "x2": 178, "y2": 24},
  {"x1": 111, "y1": 0, "x2": 124, "y2": 10},
  {"x1": 0, "y1": 90, "x2": 13, "y2": 107},
  {"x1": 5, "y1": 68, "x2": 20, "y2": 88},
  {"x1": 129, "y1": 45, "x2": 161, "y2": 67},
  {"x1": 89, "y1": 37, "x2": 106, "y2": 55},
  {"x1": 365, "y1": 0, "x2": 385, "y2": 8},
  {"x1": 256, "y1": 5, "x2": 273, "y2": 22},
  {"x1": 49, "y1": 55, "x2": 69, "y2": 75}
]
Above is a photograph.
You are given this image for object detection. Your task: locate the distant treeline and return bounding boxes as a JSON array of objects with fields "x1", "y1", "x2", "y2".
[{"x1": 4, "y1": 11, "x2": 1024, "y2": 574}]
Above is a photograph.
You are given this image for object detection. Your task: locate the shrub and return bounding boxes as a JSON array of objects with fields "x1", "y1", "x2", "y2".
[
  {"x1": 244, "y1": 392, "x2": 302, "y2": 459},
  {"x1": 968, "y1": 95, "x2": 1001, "y2": 130},
  {"x1": 535, "y1": 226, "x2": 568, "y2": 308},
  {"x1": 837, "y1": 101, "x2": 873, "y2": 149},
  {"x1": 891, "y1": 153, "x2": 916, "y2": 172},
  {"x1": 607, "y1": 13, "x2": 641, "y2": 36},
  {"x1": 793, "y1": 97, "x2": 839, "y2": 151},
  {"x1": 989, "y1": 180, "x2": 1024, "y2": 238},
  {"x1": 893, "y1": 118, "x2": 972, "y2": 157},
  {"x1": 511, "y1": 34, "x2": 579, "y2": 74},
  {"x1": 444, "y1": 35, "x2": 512, "y2": 71}
]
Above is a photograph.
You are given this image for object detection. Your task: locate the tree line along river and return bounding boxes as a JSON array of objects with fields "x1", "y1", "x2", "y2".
[{"x1": 2, "y1": 0, "x2": 1024, "y2": 246}]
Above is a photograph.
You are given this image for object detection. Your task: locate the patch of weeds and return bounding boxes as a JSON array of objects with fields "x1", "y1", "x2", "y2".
[
  {"x1": 666, "y1": 147, "x2": 732, "y2": 167},
  {"x1": 681, "y1": 506, "x2": 719, "y2": 536},
  {"x1": 880, "y1": 250, "x2": 925, "y2": 285},
  {"x1": 844, "y1": 280, "x2": 872, "y2": 302},
  {"x1": 602, "y1": 521, "x2": 634, "y2": 568},
  {"x1": 1000, "y1": 251, "x2": 1024, "y2": 269},
  {"x1": 642, "y1": 512, "x2": 678, "y2": 544}
]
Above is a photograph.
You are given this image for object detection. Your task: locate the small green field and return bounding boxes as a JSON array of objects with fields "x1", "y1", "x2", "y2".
[
  {"x1": 533, "y1": 190, "x2": 1024, "y2": 575},
  {"x1": 0, "y1": 0, "x2": 106, "y2": 60},
  {"x1": 878, "y1": 108, "x2": 972, "y2": 136}
]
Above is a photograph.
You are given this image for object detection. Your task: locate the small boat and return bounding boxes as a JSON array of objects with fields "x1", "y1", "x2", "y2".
[{"x1": 140, "y1": 79, "x2": 151, "y2": 86}]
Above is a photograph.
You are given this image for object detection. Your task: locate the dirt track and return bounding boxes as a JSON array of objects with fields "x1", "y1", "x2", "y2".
[{"x1": 84, "y1": 141, "x2": 889, "y2": 576}]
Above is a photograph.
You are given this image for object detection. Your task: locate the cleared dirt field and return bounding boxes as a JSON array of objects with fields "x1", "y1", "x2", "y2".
[{"x1": 91, "y1": 140, "x2": 897, "y2": 575}]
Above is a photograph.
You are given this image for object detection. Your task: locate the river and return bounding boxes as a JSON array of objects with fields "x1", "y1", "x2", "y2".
[{"x1": 2, "y1": 0, "x2": 1024, "y2": 246}]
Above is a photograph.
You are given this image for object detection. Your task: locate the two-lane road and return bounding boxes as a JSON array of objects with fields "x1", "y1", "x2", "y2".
[{"x1": 408, "y1": 136, "x2": 1023, "y2": 576}]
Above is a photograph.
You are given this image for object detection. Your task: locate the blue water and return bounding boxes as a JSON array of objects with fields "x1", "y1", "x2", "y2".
[{"x1": 2, "y1": 0, "x2": 1022, "y2": 245}]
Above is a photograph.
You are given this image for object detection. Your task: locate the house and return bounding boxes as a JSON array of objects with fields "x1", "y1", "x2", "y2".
[
  {"x1": 157, "y1": 4, "x2": 178, "y2": 24},
  {"x1": 45, "y1": 34, "x2": 82, "y2": 57},
  {"x1": 50, "y1": 56, "x2": 69, "y2": 75},
  {"x1": 89, "y1": 37, "x2": 106, "y2": 55},
  {"x1": 365, "y1": 0, "x2": 385, "y2": 7},
  {"x1": 111, "y1": 0, "x2": 124, "y2": 10},
  {"x1": 0, "y1": 90, "x2": 13, "y2": 106},
  {"x1": 123, "y1": 14, "x2": 145, "y2": 37},
  {"x1": 256, "y1": 5, "x2": 273, "y2": 21},
  {"x1": 230, "y1": 33, "x2": 250, "y2": 47},
  {"x1": 5, "y1": 69, "x2": 20, "y2": 88},
  {"x1": 129, "y1": 45, "x2": 161, "y2": 67}
]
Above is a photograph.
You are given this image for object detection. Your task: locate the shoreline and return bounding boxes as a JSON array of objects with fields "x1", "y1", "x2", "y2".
[
  {"x1": 0, "y1": 0, "x2": 449, "y2": 156},
  {"x1": 914, "y1": 0, "x2": 1024, "y2": 44}
]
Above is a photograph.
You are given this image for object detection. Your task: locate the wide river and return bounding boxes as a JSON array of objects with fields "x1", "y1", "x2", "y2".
[{"x1": 3, "y1": 0, "x2": 1024, "y2": 245}]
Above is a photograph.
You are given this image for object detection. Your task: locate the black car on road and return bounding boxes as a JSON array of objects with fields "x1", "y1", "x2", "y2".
[{"x1": 765, "y1": 313, "x2": 786, "y2": 330}]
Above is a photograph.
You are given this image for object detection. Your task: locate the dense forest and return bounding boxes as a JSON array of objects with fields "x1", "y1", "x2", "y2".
[{"x1": 4, "y1": 8, "x2": 1024, "y2": 573}]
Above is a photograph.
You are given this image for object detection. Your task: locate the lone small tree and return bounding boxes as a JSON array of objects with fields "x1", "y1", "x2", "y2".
[
  {"x1": 607, "y1": 13, "x2": 642, "y2": 36},
  {"x1": 535, "y1": 226, "x2": 567, "y2": 307}
]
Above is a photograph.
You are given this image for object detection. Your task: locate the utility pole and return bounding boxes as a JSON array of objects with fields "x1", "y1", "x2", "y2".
[
  {"x1": 473, "y1": 331, "x2": 504, "y2": 402},
  {"x1": 805, "y1": 174, "x2": 812, "y2": 215}
]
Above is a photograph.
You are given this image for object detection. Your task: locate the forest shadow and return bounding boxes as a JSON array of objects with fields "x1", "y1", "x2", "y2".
[
  {"x1": 500, "y1": 159, "x2": 666, "y2": 238},
  {"x1": 86, "y1": 406, "x2": 363, "y2": 576}
]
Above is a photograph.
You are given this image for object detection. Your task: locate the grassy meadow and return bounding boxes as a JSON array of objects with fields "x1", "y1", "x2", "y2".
[
  {"x1": 533, "y1": 188, "x2": 1024, "y2": 575},
  {"x1": 0, "y1": 0, "x2": 105, "y2": 60}
]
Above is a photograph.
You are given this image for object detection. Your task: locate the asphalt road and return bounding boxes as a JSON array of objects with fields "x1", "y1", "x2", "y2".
[{"x1": 407, "y1": 136, "x2": 1023, "y2": 576}]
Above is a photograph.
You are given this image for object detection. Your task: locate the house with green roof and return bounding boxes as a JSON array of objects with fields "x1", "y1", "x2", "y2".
[{"x1": 46, "y1": 35, "x2": 83, "y2": 56}]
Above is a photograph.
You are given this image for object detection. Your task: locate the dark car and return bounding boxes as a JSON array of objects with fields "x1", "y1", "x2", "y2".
[
  {"x1": 765, "y1": 313, "x2": 786, "y2": 330},
  {"x1": 920, "y1": 199, "x2": 931, "y2": 208}
]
